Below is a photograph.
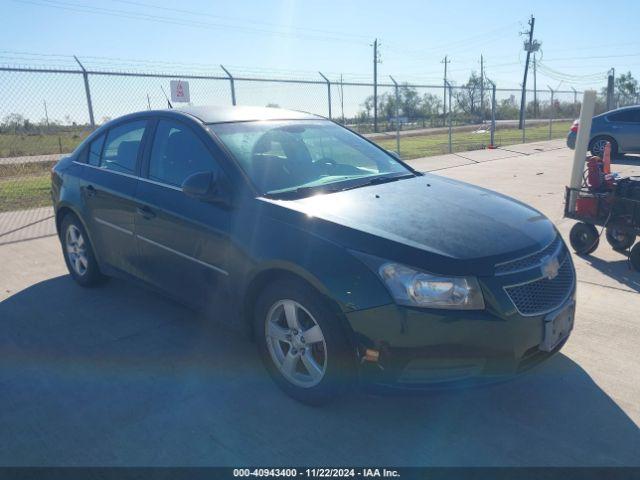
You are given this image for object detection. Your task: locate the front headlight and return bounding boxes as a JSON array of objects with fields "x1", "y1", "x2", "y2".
[{"x1": 378, "y1": 263, "x2": 485, "y2": 310}]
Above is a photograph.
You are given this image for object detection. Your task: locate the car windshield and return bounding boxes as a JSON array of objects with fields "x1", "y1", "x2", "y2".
[{"x1": 208, "y1": 120, "x2": 413, "y2": 196}]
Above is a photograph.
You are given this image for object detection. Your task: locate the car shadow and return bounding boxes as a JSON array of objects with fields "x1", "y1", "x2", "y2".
[
  {"x1": 1, "y1": 275, "x2": 638, "y2": 466},
  {"x1": 613, "y1": 153, "x2": 640, "y2": 167}
]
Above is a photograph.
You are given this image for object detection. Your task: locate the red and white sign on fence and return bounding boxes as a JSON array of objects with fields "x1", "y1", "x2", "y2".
[{"x1": 170, "y1": 80, "x2": 190, "y2": 103}]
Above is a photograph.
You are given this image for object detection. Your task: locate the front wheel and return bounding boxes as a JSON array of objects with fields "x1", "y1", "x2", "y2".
[
  {"x1": 254, "y1": 279, "x2": 355, "y2": 405},
  {"x1": 569, "y1": 222, "x2": 599, "y2": 255}
]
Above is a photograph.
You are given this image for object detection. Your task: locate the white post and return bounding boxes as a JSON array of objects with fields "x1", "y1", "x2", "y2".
[
  {"x1": 568, "y1": 90, "x2": 597, "y2": 212},
  {"x1": 389, "y1": 76, "x2": 400, "y2": 155}
]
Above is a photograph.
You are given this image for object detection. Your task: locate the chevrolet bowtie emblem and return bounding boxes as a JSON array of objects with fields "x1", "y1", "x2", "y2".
[{"x1": 541, "y1": 255, "x2": 560, "y2": 280}]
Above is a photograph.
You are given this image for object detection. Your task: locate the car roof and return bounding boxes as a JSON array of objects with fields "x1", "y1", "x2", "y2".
[
  {"x1": 599, "y1": 104, "x2": 640, "y2": 117},
  {"x1": 171, "y1": 105, "x2": 324, "y2": 123}
]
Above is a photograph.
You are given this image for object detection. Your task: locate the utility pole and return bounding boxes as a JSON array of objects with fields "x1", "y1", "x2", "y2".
[
  {"x1": 480, "y1": 54, "x2": 485, "y2": 123},
  {"x1": 519, "y1": 15, "x2": 539, "y2": 129},
  {"x1": 43, "y1": 100, "x2": 50, "y2": 131},
  {"x1": 372, "y1": 39, "x2": 380, "y2": 132},
  {"x1": 533, "y1": 53, "x2": 538, "y2": 118},
  {"x1": 606, "y1": 68, "x2": 615, "y2": 111},
  {"x1": 441, "y1": 55, "x2": 450, "y2": 117}
]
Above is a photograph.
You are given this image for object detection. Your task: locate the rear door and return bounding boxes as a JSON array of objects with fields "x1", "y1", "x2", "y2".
[
  {"x1": 133, "y1": 117, "x2": 233, "y2": 306},
  {"x1": 79, "y1": 119, "x2": 149, "y2": 274},
  {"x1": 608, "y1": 109, "x2": 640, "y2": 152}
]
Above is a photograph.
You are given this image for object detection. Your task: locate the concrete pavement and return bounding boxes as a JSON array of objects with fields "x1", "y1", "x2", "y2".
[{"x1": 0, "y1": 140, "x2": 638, "y2": 466}]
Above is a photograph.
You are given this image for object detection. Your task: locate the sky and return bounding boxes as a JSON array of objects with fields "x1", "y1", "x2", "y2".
[{"x1": 1, "y1": 0, "x2": 639, "y2": 122}]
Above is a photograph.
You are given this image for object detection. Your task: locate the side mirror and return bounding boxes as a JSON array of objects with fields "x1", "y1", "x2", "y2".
[
  {"x1": 181, "y1": 171, "x2": 230, "y2": 205},
  {"x1": 387, "y1": 150, "x2": 402, "y2": 160}
]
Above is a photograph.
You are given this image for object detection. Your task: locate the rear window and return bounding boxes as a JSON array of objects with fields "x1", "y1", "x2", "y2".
[
  {"x1": 607, "y1": 109, "x2": 640, "y2": 123},
  {"x1": 100, "y1": 120, "x2": 147, "y2": 174}
]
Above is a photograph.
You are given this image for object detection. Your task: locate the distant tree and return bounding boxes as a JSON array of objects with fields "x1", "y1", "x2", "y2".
[
  {"x1": 455, "y1": 72, "x2": 484, "y2": 119},
  {"x1": 266, "y1": 103, "x2": 280, "y2": 108},
  {"x1": 496, "y1": 99, "x2": 519, "y2": 120},
  {"x1": 615, "y1": 72, "x2": 638, "y2": 106},
  {"x1": 420, "y1": 93, "x2": 442, "y2": 116},
  {"x1": 359, "y1": 85, "x2": 442, "y2": 122},
  {"x1": 398, "y1": 84, "x2": 420, "y2": 118},
  {"x1": 600, "y1": 71, "x2": 639, "y2": 108},
  {"x1": 1, "y1": 113, "x2": 26, "y2": 133}
]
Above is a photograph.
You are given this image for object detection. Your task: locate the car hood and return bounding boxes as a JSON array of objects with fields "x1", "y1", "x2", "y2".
[{"x1": 259, "y1": 175, "x2": 557, "y2": 276}]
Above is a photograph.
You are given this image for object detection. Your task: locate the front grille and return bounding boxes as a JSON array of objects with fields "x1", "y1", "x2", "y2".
[
  {"x1": 504, "y1": 259, "x2": 575, "y2": 316},
  {"x1": 495, "y1": 236, "x2": 563, "y2": 275}
]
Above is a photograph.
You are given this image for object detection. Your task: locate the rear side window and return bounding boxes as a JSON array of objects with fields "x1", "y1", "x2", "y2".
[
  {"x1": 100, "y1": 120, "x2": 147, "y2": 174},
  {"x1": 87, "y1": 133, "x2": 105, "y2": 166},
  {"x1": 148, "y1": 119, "x2": 217, "y2": 187},
  {"x1": 607, "y1": 110, "x2": 640, "y2": 123}
]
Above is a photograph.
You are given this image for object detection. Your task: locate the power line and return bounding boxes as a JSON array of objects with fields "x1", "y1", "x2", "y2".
[
  {"x1": 542, "y1": 52, "x2": 640, "y2": 62},
  {"x1": 111, "y1": 0, "x2": 372, "y2": 42},
  {"x1": 12, "y1": 0, "x2": 370, "y2": 45}
]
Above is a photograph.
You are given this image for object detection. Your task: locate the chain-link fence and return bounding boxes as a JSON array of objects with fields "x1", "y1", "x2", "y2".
[{"x1": 1, "y1": 61, "x2": 592, "y2": 241}]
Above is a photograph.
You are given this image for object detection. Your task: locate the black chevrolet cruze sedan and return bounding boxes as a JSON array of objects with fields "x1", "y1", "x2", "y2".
[{"x1": 51, "y1": 106, "x2": 576, "y2": 404}]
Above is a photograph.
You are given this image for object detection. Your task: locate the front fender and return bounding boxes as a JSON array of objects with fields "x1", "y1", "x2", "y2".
[{"x1": 243, "y1": 215, "x2": 393, "y2": 314}]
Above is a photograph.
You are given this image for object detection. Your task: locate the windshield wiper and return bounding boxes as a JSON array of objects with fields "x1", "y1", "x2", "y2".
[
  {"x1": 264, "y1": 184, "x2": 343, "y2": 199},
  {"x1": 333, "y1": 173, "x2": 415, "y2": 192},
  {"x1": 265, "y1": 173, "x2": 415, "y2": 199}
]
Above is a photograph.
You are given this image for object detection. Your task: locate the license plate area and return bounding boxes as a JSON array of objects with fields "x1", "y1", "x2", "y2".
[{"x1": 540, "y1": 301, "x2": 575, "y2": 352}]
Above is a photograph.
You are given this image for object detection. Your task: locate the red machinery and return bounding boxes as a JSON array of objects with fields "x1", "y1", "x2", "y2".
[{"x1": 565, "y1": 143, "x2": 640, "y2": 270}]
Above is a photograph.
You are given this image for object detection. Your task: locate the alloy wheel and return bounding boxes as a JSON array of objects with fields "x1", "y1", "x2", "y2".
[
  {"x1": 265, "y1": 299, "x2": 327, "y2": 388},
  {"x1": 591, "y1": 139, "x2": 608, "y2": 156},
  {"x1": 65, "y1": 224, "x2": 89, "y2": 276}
]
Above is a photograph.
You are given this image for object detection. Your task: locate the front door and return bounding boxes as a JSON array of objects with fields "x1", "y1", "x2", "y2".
[
  {"x1": 134, "y1": 118, "x2": 232, "y2": 306},
  {"x1": 609, "y1": 108, "x2": 640, "y2": 152}
]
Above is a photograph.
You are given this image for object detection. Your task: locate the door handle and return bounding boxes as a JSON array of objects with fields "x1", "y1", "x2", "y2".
[
  {"x1": 85, "y1": 184, "x2": 96, "y2": 197},
  {"x1": 136, "y1": 205, "x2": 156, "y2": 220}
]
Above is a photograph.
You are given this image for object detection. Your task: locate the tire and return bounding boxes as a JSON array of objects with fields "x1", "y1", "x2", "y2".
[
  {"x1": 569, "y1": 222, "x2": 600, "y2": 255},
  {"x1": 605, "y1": 226, "x2": 636, "y2": 252},
  {"x1": 630, "y1": 243, "x2": 640, "y2": 272},
  {"x1": 589, "y1": 136, "x2": 618, "y2": 158},
  {"x1": 60, "y1": 213, "x2": 107, "y2": 287},
  {"x1": 254, "y1": 279, "x2": 355, "y2": 405}
]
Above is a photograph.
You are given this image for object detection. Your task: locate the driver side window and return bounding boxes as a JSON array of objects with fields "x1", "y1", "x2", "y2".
[{"x1": 148, "y1": 119, "x2": 217, "y2": 187}]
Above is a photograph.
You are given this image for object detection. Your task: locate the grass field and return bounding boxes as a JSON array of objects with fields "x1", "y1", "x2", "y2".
[
  {"x1": 375, "y1": 122, "x2": 571, "y2": 159},
  {"x1": 0, "y1": 130, "x2": 89, "y2": 158},
  {"x1": 0, "y1": 162, "x2": 55, "y2": 212}
]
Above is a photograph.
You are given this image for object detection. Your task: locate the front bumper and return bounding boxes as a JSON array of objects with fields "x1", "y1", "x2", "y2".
[{"x1": 347, "y1": 279, "x2": 576, "y2": 389}]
